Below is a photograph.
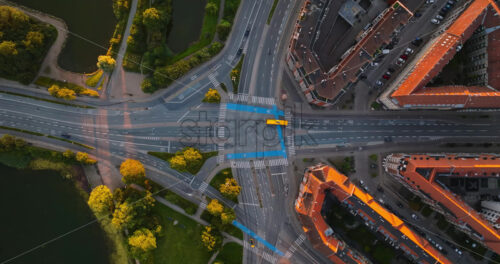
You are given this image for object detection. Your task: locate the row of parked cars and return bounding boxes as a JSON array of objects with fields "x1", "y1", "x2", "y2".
[
  {"x1": 375, "y1": 47, "x2": 414, "y2": 86},
  {"x1": 431, "y1": 0, "x2": 457, "y2": 24}
]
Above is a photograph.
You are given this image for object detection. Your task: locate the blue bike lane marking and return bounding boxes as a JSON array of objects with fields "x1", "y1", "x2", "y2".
[{"x1": 232, "y1": 220, "x2": 285, "y2": 256}]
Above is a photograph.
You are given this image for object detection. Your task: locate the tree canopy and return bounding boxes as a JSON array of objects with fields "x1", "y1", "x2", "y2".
[
  {"x1": 201, "y1": 225, "x2": 221, "y2": 251},
  {"x1": 97, "y1": 55, "x2": 116, "y2": 72},
  {"x1": 120, "y1": 159, "x2": 146, "y2": 185},
  {"x1": 0, "y1": 6, "x2": 56, "y2": 84},
  {"x1": 142, "y1": 8, "x2": 163, "y2": 31},
  {"x1": 128, "y1": 228, "x2": 157, "y2": 251},
  {"x1": 48, "y1": 85, "x2": 76, "y2": 100},
  {"x1": 219, "y1": 178, "x2": 241, "y2": 200},
  {"x1": 203, "y1": 88, "x2": 221, "y2": 103},
  {"x1": 111, "y1": 201, "x2": 135, "y2": 229},
  {"x1": 207, "y1": 199, "x2": 224, "y2": 216},
  {"x1": 88, "y1": 185, "x2": 114, "y2": 215}
]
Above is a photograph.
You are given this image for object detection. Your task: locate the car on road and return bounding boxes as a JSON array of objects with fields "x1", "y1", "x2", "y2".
[
  {"x1": 244, "y1": 28, "x2": 251, "y2": 37},
  {"x1": 376, "y1": 80, "x2": 384, "y2": 86},
  {"x1": 61, "y1": 133, "x2": 71, "y2": 139},
  {"x1": 237, "y1": 48, "x2": 243, "y2": 56},
  {"x1": 382, "y1": 74, "x2": 391, "y2": 80},
  {"x1": 396, "y1": 58, "x2": 405, "y2": 66},
  {"x1": 439, "y1": 10, "x2": 447, "y2": 17},
  {"x1": 388, "y1": 67, "x2": 395, "y2": 73},
  {"x1": 412, "y1": 37, "x2": 423, "y2": 46},
  {"x1": 396, "y1": 201, "x2": 404, "y2": 208},
  {"x1": 404, "y1": 48, "x2": 414, "y2": 55},
  {"x1": 250, "y1": 239, "x2": 255, "y2": 248},
  {"x1": 436, "y1": 15, "x2": 444, "y2": 20},
  {"x1": 359, "y1": 180, "x2": 365, "y2": 186},
  {"x1": 411, "y1": 213, "x2": 420, "y2": 220},
  {"x1": 414, "y1": 12, "x2": 422, "y2": 17},
  {"x1": 400, "y1": 54, "x2": 408, "y2": 60},
  {"x1": 426, "y1": 0, "x2": 435, "y2": 3},
  {"x1": 448, "y1": 0, "x2": 455, "y2": 5},
  {"x1": 431, "y1": 18, "x2": 440, "y2": 24}
]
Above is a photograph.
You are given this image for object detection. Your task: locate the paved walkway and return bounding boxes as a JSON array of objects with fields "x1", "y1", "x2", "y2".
[
  {"x1": 4, "y1": 1, "x2": 87, "y2": 88},
  {"x1": 105, "y1": 0, "x2": 148, "y2": 100}
]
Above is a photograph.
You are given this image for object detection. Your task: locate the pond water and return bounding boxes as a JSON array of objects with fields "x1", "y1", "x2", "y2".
[
  {"x1": 12, "y1": 0, "x2": 116, "y2": 73},
  {"x1": 0, "y1": 164, "x2": 110, "y2": 264},
  {"x1": 167, "y1": 0, "x2": 206, "y2": 53}
]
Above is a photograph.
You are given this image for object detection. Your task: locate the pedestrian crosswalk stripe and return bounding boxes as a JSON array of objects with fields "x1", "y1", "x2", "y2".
[
  {"x1": 208, "y1": 73, "x2": 220, "y2": 88},
  {"x1": 199, "y1": 182, "x2": 208, "y2": 193}
]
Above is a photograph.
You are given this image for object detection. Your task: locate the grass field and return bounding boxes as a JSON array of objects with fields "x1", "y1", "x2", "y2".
[
  {"x1": 160, "y1": 189, "x2": 198, "y2": 215},
  {"x1": 201, "y1": 210, "x2": 244, "y2": 240},
  {"x1": 153, "y1": 204, "x2": 213, "y2": 264},
  {"x1": 214, "y1": 242, "x2": 243, "y2": 264}
]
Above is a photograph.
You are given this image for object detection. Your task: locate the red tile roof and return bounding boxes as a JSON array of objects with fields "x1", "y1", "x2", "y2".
[{"x1": 391, "y1": 0, "x2": 500, "y2": 108}]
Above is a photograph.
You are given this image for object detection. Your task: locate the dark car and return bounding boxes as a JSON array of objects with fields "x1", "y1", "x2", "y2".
[
  {"x1": 237, "y1": 48, "x2": 243, "y2": 56},
  {"x1": 412, "y1": 37, "x2": 423, "y2": 46},
  {"x1": 397, "y1": 201, "x2": 404, "y2": 208},
  {"x1": 388, "y1": 67, "x2": 395, "y2": 73},
  {"x1": 441, "y1": 7, "x2": 449, "y2": 13},
  {"x1": 400, "y1": 54, "x2": 408, "y2": 60},
  {"x1": 61, "y1": 133, "x2": 71, "y2": 139},
  {"x1": 414, "y1": 12, "x2": 422, "y2": 17},
  {"x1": 382, "y1": 74, "x2": 390, "y2": 80},
  {"x1": 244, "y1": 28, "x2": 251, "y2": 37},
  {"x1": 439, "y1": 10, "x2": 447, "y2": 17}
]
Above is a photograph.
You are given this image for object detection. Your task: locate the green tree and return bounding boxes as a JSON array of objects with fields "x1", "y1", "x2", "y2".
[
  {"x1": 0, "y1": 134, "x2": 15, "y2": 151},
  {"x1": 63, "y1": 149, "x2": 75, "y2": 160},
  {"x1": 216, "y1": 20, "x2": 232, "y2": 41},
  {"x1": 112, "y1": 0, "x2": 130, "y2": 18},
  {"x1": 205, "y1": 2, "x2": 218, "y2": 16},
  {"x1": 141, "y1": 77, "x2": 156, "y2": 93},
  {"x1": 97, "y1": 55, "x2": 116, "y2": 72},
  {"x1": 183, "y1": 147, "x2": 202, "y2": 167},
  {"x1": 0, "y1": 6, "x2": 29, "y2": 30},
  {"x1": 120, "y1": 159, "x2": 146, "y2": 185},
  {"x1": 23, "y1": 31, "x2": 44, "y2": 51},
  {"x1": 88, "y1": 185, "x2": 114, "y2": 215},
  {"x1": 221, "y1": 207, "x2": 236, "y2": 225},
  {"x1": 142, "y1": 8, "x2": 163, "y2": 31}
]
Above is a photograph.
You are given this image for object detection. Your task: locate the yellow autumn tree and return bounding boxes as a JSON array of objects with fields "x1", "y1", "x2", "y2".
[
  {"x1": 97, "y1": 55, "x2": 116, "y2": 72},
  {"x1": 57, "y1": 88, "x2": 76, "y2": 100},
  {"x1": 62, "y1": 149, "x2": 75, "y2": 160},
  {"x1": 183, "y1": 147, "x2": 202, "y2": 167},
  {"x1": 111, "y1": 202, "x2": 135, "y2": 229},
  {"x1": 201, "y1": 225, "x2": 221, "y2": 251},
  {"x1": 76, "y1": 151, "x2": 96, "y2": 164},
  {"x1": 219, "y1": 178, "x2": 241, "y2": 200},
  {"x1": 48, "y1": 84, "x2": 60, "y2": 97},
  {"x1": 203, "y1": 88, "x2": 221, "y2": 103},
  {"x1": 88, "y1": 185, "x2": 114, "y2": 215},
  {"x1": 120, "y1": 159, "x2": 146, "y2": 185},
  {"x1": 207, "y1": 199, "x2": 224, "y2": 216},
  {"x1": 128, "y1": 228, "x2": 157, "y2": 251},
  {"x1": 169, "y1": 154, "x2": 187, "y2": 171}
]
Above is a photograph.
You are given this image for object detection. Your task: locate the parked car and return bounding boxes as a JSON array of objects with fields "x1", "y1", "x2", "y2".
[
  {"x1": 431, "y1": 18, "x2": 440, "y2": 24},
  {"x1": 388, "y1": 67, "x2": 395, "y2": 73},
  {"x1": 376, "y1": 80, "x2": 384, "y2": 86},
  {"x1": 400, "y1": 54, "x2": 408, "y2": 60},
  {"x1": 426, "y1": 0, "x2": 435, "y2": 3},
  {"x1": 404, "y1": 48, "x2": 414, "y2": 55},
  {"x1": 382, "y1": 74, "x2": 390, "y2": 80},
  {"x1": 385, "y1": 71, "x2": 392, "y2": 76},
  {"x1": 439, "y1": 10, "x2": 447, "y2": 17},
  {"x1": 414, "y1": 12, "x2": 422, "y2": 17},
  {"x1": 448, "y1": 0, "x2": 455, "y2": 5},
  {"x1": 396, "y1": 58, "x2": 405, "y2": 66},
  {"x1": 436, "y1": 15, "x2": 444, "y2": 20},
  {"x1": 396, "y1": 201, "x2": 404, "y2": 208},
  {"x1": 411, "y1": 37, "x2": 423, "y2": 46}
]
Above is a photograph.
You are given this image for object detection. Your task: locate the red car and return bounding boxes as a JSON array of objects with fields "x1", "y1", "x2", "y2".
[
  {"x1": 400, "y1": 54, "x2": 408, "y2": 60},
  {"x1": 382, "y1": 74, "x2": 391, "y2": 80}
]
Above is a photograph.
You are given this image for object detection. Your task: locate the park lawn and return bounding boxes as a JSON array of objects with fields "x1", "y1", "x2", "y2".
[
  {"x1": 153, "y1": 203, "x2": 213, "y2": 264},
  {"x1": 201, "y1": 210, "x2": 244, "y2": 240},
  {"x1": 214, "y1": 242, "x2": 243, "y2": 264},
  {"x1": 169, "y1": 0, "x2": 221, "y2": 63},
  {"x1": 161, "y1": 189, "x2": 198, "y2": 215}
]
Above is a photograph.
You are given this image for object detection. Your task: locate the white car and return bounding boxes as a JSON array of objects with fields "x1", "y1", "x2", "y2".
[
  {"x1": 396, "y1": 57, "x2": 406, "y2": 66},
  {"x1": 376, "y1": 80, "x2": 384, "y2": 86},
  {"x1": 436, "y1": 15, "x2": 444, "y2": 20},
  {"x1": 405, "y1": 48, "x2": 414, "y2": 54},
  {"x1": 426, "y1": 0, "x2": 435, "y2": 3},
  {"x1": 431, "y1": 18, "x2": 440, "y2": 24}
]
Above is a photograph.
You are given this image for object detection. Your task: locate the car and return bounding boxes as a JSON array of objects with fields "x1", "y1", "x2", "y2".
[
  {"x1": 439, "y1": 10, "x2": 447, "y2": 17},
  {"x1": 250, "y1": 238, "x2": 255, "y2": 248},
  {"x1": 376, "y1": 80, "x2": 384, "y2": 86},
  {"x1": 436, "y1": 15, "x2": 444, "y2": 20},
  {"x1": 244, "y1": 28, "x2": 251, "y2": 37},
  {"x1": 411, "y1": 39, "x2": 423, "y2": 46},
  {"x1": 400, "y1": 54, "x2": 408, "y2": 60},
  {"x1": 363, "y1": 186, "x2": 370, "y2": 192},
  {"x1": 237, "y1": 48, "x2": 243, "y2": 56},
  {"x1": 411, "y1": 213, "x2": 419, "y2": 220},
  {"x1": 448, "y1": 0, "x2": 455, "y2": 5},
  {"x1": 414, "y1": 12, "x2": 422, "y2": 17},
  {"x1": 426, "y1": 0, "x2": 435, "y2": 3},
  {"x1": 396, "y1": 201, "x2": 404, "y2": 208},
  {"x1": 61, "y1": 133, "x2": 71, "y2": 139},
  {"x1": 445, "y1": 4, "x2": 452, "y2": 8},
  {"x1": 377, "y1": 186, "x2": 384, "y2": 193},
  {"x1": 441, "y1": 7, "x2": 449, "y2": 13},
  {"x1": 382, "y1": 74, "x2": 390, "y2": 80},
  {"x1": 385, "y1": 71, "x2": 392, "y2": 76},
  {"x1": 431, "y1": 18, "x2": 440, "y2": 24},
  {"x1": 405, "y1": 48, "x2": 414, "y2": 54},
  {"x1": 396, "y1": 58, "x2": 405, "y2": 66},
  {"x1": 388, "y1": 67, "x2": 395, "y2": 73}
]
